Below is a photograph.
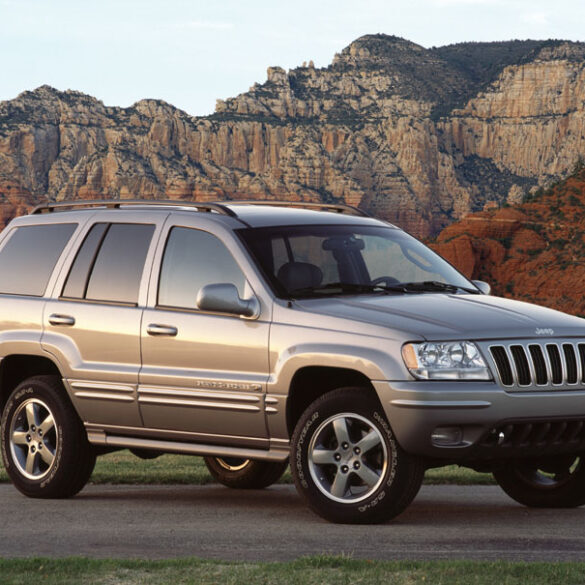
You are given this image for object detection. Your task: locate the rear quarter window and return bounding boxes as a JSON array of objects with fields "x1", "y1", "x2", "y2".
[{"x1": 0, "y1": 223, "x2": 77, "y2": 296}]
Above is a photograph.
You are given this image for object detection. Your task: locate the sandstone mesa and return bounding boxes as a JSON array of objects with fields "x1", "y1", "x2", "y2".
[{"x1": 2, "y1": 35, "x2": 585, "y2": 240}]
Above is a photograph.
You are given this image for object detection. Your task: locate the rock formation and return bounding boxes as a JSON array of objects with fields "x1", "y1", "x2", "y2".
[
  {"x1": 2, "y1": 35, "x2": 585, "y2": 237},
  {"x1": 432, "y1": 165, "x2": 585, "y2": 315}
]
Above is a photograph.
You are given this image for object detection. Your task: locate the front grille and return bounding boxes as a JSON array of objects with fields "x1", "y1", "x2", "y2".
[
  {"x1": 490, "y1": 346, "x2": 514, "y2": 385},
  {"x1": 488, "y1": 340, "x2": 585, "y2": 390},
  {"x1": 548, "y1": 344, "x2": 562, "y2": 384},
  {"x1": 528, "y1": 345, "x2": 547, "y2": 385},
  {"x1": 564, "y1": 344, "x2": 578, "y2": 384}
]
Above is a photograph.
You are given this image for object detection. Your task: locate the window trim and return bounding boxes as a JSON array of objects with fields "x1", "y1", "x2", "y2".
[{"x1": 56, "y1": 296, "x2": 139, "y2": 308}]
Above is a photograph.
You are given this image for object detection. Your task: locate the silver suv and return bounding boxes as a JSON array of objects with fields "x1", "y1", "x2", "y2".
[{"x1": 1, "y1": 200, "x2": 585, "y2": 524}]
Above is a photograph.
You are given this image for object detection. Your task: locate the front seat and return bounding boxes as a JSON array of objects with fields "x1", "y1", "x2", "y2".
[{"x1": 277, "y1": 262, "x2": 323, "y2": 292}]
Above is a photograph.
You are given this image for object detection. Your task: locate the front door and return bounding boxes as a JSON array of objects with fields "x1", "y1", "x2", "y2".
[{"x1": 139, "y1": 223, "x2": 270, "y2": 446}]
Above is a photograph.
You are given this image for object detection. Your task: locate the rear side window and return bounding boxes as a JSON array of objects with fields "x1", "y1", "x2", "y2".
[
  {"x1": 62, "y1": 223, "x2": 155, "y2": 305},
  {"x1": 0, "y1": 223, "x2": 77, "y2": 296}
]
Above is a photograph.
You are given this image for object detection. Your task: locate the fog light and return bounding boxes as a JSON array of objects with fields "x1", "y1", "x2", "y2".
[{"x1": 431, "y1": 426, "x2": 463, "y2": 446}]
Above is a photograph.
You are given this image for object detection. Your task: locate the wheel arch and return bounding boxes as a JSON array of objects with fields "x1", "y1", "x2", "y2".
[
  {"x1": 285, "y1": 365, "x2": 381, "y2": 436},
  {"x1": 0, "y1": 354, "x2": 63, "y2": 414}
]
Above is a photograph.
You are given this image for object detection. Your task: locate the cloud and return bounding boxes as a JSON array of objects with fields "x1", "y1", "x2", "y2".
[{"x1": 178, "y1": 20, "x2": 234, "y2": 31}]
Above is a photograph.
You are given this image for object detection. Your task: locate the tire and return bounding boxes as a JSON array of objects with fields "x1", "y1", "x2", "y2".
[
  {"x1": 290, "y1": 387, "x2": 424, "y2": 524},
  {"x1": 204, "y1": 456, "x2": 288, "y2": 489},
  {"x1": 493, "y1": 454, "x2": 585, "y2": 508},
  {"x1": 1, "y1": 375, "x2": 96, "y2": 498}
]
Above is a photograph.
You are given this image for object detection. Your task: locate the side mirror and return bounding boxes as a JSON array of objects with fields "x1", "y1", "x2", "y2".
[
  {"x1": 472, "y1": 280, "x2": 491, "y2": 295},
  {"x1": 196, "y1": 283, "x2": 260, "y2": 318}
]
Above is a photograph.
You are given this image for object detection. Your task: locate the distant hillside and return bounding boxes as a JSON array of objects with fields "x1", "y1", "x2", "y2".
[
  {"x1": 432, "y1": 163, "x2": 585, "y2": 315},
  {"x1": 2, "y1": 35, "x2": 585, "y2": 236}
]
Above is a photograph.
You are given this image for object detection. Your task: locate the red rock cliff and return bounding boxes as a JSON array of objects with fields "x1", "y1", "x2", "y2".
[
  {"x1": 432, "y1": 166, "x2": 585, "y2": 315},
  {"x1": 2, "y1": 37, "x2": 585, "y2": 236}
]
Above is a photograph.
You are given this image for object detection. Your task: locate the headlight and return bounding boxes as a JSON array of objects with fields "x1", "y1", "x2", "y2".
[{"x1": 402, "y1": 341, "x2": 491, "y2": 380}]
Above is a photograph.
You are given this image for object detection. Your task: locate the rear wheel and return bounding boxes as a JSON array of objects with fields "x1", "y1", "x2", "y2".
[
  {"x1": 493, "y1": 454, "x2": 585, "y2": 508},
  {"x1": 291, "y1": 387, "x2": 424, "y2": 524},
  {"x1": 1, "y1": 375, "x2": 96, "y2": 498},
  {"x1": 204, "y1": 456, "x2": 288, "y2": 489}
]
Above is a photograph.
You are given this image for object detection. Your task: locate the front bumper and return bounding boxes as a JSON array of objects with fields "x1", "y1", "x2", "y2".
[{"x1": 375, "y1": 380, "x2": 585, "y2": 461}]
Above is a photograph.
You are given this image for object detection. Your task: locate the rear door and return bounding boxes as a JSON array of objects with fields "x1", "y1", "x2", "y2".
[{"x1": 42, "y1": 211, "x2": 165, "y2": 428}]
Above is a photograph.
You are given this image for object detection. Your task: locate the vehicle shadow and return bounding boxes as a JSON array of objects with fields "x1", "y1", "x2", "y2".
[
  {"x1": 4, "y1": 484, "x2": 584, "y2": 561},
  {"x1": 79, "y1": 483, "x2": 583, "y2": 527}
]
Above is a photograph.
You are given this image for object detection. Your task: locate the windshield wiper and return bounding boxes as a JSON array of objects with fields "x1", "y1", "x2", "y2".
[
  {"x1": 289, "y1": 280, "x2": 480, "y2": 298},
  {"x1": 381, "y1": 280, "x2": 480, "y2": 294}
]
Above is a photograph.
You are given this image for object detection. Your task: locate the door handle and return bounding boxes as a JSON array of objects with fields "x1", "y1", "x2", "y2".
[
  {"x1": 48, "y1": 314, "x2": 76, "y2": 326},
  {"x1": 146, "y1": 324, "x2": 178, "y2": 337}
]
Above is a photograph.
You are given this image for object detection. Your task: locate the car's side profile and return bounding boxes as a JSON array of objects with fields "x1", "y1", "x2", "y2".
[{"x1": 1, "y1": 199, "x2": 585, "y2": 523}]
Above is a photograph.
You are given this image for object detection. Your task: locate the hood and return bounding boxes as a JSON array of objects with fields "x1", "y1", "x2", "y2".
[{"x1": 295, "y1": 293, "x2": 585, "y2": 341}]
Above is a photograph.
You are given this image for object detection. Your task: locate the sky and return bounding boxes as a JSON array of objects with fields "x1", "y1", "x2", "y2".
[{"x1": 1, "y1": 0, "x2": 585, "y2": 117}]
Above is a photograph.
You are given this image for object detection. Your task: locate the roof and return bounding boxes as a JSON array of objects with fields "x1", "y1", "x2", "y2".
[
  {"x1": 225, "y1": 204, "x2": 386, "y2": 228},
  {"x1": 29, "y1": 199, "x2": 392, "y2": 229}
]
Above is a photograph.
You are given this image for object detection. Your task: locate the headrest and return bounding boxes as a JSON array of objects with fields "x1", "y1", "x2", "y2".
[{"x1": 277, "y1": 262, "x2": 323, "y2": 292}]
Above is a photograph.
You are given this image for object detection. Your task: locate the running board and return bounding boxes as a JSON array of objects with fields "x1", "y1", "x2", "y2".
[{"x1": 87, "y1": 430, "x2": 289, "y2": 462}]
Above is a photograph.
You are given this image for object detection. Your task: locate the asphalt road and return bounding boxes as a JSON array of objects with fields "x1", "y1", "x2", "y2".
[{"x1": 0, "y1": 483, "x2": 584, "y2": 561}]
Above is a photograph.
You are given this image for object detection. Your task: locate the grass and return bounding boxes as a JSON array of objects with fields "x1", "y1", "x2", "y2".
[
  {"x1": 0, "y1": 449, "x2": 495, "y2": 485},
  {"x1": 0, "y1": 557, "x2": 583, "y2": 585},
  {"x1": 424, "y1": 464, "x2": 495, "y2": 485},
  {"x1": 90, "y1": 451, "x2": 217, "y2": 485}
]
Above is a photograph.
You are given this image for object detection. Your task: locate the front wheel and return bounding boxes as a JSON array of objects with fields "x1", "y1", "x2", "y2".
[
  {"x1": 291, "y1": 388, "x2": 424, "y2": 524},
  {"x1": 493, "y1": 454, "x2": 585, "y2": 508},
  {"x1": 1, "y1": 375, "x2": 96, "y2": 498},
  {"x1": 204, "y1": 456, "x2": 288, "y2": 489}
]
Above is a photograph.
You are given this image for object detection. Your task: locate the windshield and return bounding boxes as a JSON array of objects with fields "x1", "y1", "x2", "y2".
[{"x1": 239, "y1": 224, "x2": 478, "y2": 299}]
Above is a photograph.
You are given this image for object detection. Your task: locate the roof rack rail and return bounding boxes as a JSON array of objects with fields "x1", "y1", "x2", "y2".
[
  {"x1": 31, "y1": 198, "x2": 369, "y2": 218},
  {"x1": 31, "y1": 199, "x2": 238, "y2": 217},
  {"x1": 226, "y1": 200, "x2": 369, "y2": 217}
]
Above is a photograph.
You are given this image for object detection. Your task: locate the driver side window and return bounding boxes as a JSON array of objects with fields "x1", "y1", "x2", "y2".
[{"x1": 158, "y1": 227, "x2": 246, "y2": 310}]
